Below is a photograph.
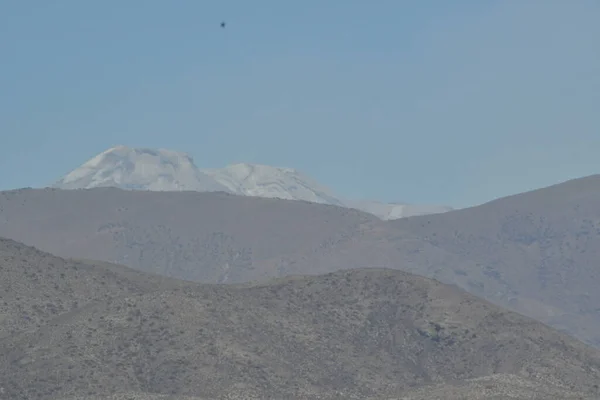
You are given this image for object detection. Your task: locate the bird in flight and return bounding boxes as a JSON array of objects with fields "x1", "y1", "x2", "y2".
[{"x1": 220, "y1": 21, "x2": 226, "y2": 28}]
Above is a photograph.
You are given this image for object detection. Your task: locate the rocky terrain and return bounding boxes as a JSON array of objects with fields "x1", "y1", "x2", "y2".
[
  {"x1": 1, "y1": 237, "x2": 600, "y2": 399},
  {"x1": 395, "y1": 374, "x2": 597, "y2": 400},
  {"x1": 0, "y1": 237, "x2": 192, "y2": 340}
]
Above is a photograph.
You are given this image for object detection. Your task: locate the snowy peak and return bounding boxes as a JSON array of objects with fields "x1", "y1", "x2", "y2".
[
  {"x1": 52, "y1": 147, "x2": 343, "y2": 205},
  {"x1": 51, "y1": 146, "x2": 453, "y2": 220},
  {"x1": 201, "y1": 163, "x2": 345, "y2": 206},
  {"x1": 52, "y1": 145, "x2": 228, "y2": 192}
]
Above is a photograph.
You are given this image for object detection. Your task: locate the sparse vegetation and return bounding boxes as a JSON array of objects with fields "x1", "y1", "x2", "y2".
[{"x1": 1, "y1": 239, "x2": 600, "y2": 399}]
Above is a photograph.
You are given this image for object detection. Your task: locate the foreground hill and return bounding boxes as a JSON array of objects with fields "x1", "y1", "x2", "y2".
[
  {"x1": 1, "y1": 239, "x2": 600, "y2": 399},
  {"x1": 2, "y1": 176, "x2": 600, "y2": 349},
  {"x1": 395, "y1": 374, "x2": 597, "y2": 400},
  {"x1": 0, "y1": 237, "x2": 189, "y2": 340}
]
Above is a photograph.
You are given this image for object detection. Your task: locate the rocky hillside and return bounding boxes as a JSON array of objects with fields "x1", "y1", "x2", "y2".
[{"x1": 1, "y1": 238, "x2": 600, "y2": 399}]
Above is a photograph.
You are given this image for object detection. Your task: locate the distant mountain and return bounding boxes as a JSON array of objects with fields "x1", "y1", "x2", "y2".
[
  {"x1": 51, "y1": 145, "x2": 451, "y2": 219},
  {"x1": 53, "y1": 145, "x2": 228, "y2": 192},
  {"x1": 202, "y1": 162, "x2": 345, "y2": 206},
  {"x1": 2, "y1": 237, "x2": 600, "y2": 400}
]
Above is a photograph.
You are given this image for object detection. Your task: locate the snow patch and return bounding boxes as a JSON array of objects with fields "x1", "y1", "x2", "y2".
[{"x1": 202, "y1": 163, "x2": 345, "y2": 206}]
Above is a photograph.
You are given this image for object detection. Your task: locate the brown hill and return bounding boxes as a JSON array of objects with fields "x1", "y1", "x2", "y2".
[
  {"x1": 1, "y1": 176, "x2": 600, "y2": 348},
  {"x1": 1, "y1": 238, "x2": 600, "y2": 399}
]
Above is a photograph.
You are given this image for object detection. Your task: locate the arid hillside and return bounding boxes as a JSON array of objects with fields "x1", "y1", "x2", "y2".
[
  {"x1": 0, "y1": 237, "x2": 191, "y2": 341},
  {"x1": 2, "y1": 238, "x2": 600, "y2": 399}
]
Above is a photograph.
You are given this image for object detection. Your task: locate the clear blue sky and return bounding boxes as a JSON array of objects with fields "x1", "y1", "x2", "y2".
[{"x1": 1, "y1": 0, "x2": 598, "y2": 208}]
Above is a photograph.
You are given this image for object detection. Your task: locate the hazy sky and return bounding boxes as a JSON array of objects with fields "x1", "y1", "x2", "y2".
[{"x1": 1, "y1": 0, "x2": 598, "y2": 208}]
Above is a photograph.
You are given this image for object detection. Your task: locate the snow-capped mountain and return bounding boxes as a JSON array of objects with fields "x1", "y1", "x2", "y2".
[
  {"x1": 202, "y1": 163, "x2": 345, "y2": 206},
  {"x1": 53, "y1": 146, "x2": 228, "y2": 192},
  {"x1": 51, "y1": 145, "x2": 452, "y2": 220}
]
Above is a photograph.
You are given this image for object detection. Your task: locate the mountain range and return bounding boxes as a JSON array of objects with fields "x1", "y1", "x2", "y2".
[
  {"x1": 3, "y1": 174, "x2": 600, "y2": 349},
  {"x1": 5, "y1": 145, "x2": 600, "y2": 398},
  {"x1": 2, "y1": 237, "x2": 600, "y2": 400},
  {"x1": 51, "y1": 145, "x2": 452, "y2": 220}
]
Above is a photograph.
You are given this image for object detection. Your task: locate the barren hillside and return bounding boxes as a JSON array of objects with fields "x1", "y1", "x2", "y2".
[{"x1": 2, "y1": 238, "x2": 600, "y2": 399}]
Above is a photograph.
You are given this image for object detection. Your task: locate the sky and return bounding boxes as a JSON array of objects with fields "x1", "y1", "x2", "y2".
[{"x1": 1, "y1": 0, "x2": 599, "y2": 208}]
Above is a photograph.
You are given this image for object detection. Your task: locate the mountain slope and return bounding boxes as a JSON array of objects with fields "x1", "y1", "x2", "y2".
[
  {"x1": 1, "y1": 238, "x2": 600, "y2": 400},
  {"x1": 0, "y1": 237, "x2": 189, "y2": 340},
  {"x1": 384, "y1": 174, "x2": 600, "y2": 347},
  {"x1": 0, "y1": 187, "x2": 377, "y2": 283},
  {"x1": 50, "y1": 145, "x2": 451, "y2": 219},
  {"x1": 395, "y1": 374, "x2": 595, "y2": 400},
  {"x1": 202, "y1": 162, "x2": 345, "y2": 206},
  {"x1": 3, "y1": 175, "x2": 600, "y2": 348},
  {"x1": 347, "y1": 199, "x2": 454, "y2": 219}
]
